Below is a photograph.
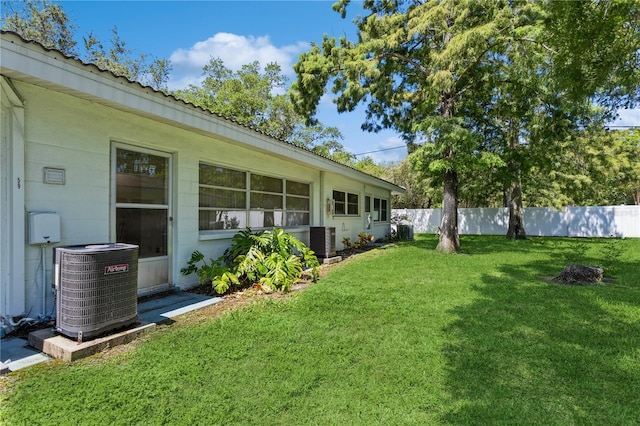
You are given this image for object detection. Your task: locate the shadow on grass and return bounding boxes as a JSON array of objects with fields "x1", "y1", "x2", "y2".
[
  {"x1": 412, "y1": 234, "x2": 631, "y2": 270},
  {"x1": 411, "y1": 234, "x2": 572, "y2": 256},
  {"x1": 440, "y1": 255, "x2": 640, "y2": 424}
]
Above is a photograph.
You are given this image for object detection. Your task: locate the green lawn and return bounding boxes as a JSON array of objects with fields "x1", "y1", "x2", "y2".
[{"x1": 2, "y1": 235, "x2": 639, "y2": 425}]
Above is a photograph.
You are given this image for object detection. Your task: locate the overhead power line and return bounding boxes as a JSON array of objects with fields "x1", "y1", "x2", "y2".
[
  {"x1": 354, "y1": 125, "x2": 637, "y2": 156},
  {"x1": 354, "y1": 145, "x2": 407, "y2": 156}
]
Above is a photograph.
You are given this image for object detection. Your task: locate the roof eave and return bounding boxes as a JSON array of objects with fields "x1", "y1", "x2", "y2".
[{"x1": 0, "y1": 31, "x2": 405, "y2": 194}]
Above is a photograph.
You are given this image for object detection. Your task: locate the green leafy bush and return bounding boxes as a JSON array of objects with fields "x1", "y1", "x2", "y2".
[
  {"x1": 181, "y1": 228, "x2": 319, "y2": 294},
  {"x1": 179, "y1": 250, "x2": 239, "y2": 294}
]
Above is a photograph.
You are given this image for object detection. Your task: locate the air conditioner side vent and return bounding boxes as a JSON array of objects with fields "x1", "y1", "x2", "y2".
[{"x1": 309, "y1": 227, "x2": 336, "y2": 258}]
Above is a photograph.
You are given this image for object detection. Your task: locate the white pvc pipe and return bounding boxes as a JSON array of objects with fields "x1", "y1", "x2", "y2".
[{"x1": 42, "y1": 244, "x2": 46, "y2": 317}]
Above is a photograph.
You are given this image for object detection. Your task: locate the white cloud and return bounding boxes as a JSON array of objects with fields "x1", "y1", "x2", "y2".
[
  {"x1": 612, "y1": 108, "x2": 640, "y2": 128},
  {"x1": 163, "y1": 31, "x2": 410, "y2": 166},
  {"x1": 319, "y1": 92, "x2": 338, "y2": 107},
  {"x1": 167, "y1": 32, "x2": 308, "y2": 91}
]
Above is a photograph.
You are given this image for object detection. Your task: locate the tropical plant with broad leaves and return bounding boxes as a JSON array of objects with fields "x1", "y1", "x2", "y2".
[
  {"x1": 182, "y1": 228, "x2": 319, "y2": 294},
  {"x1": 180, "y1": 250, "x2": 239, "y2": 294}
]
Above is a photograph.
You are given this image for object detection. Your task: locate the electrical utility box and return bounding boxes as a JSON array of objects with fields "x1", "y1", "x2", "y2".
[{"x1": 28, "y1": 212, "x2": 61, "y2": 244}]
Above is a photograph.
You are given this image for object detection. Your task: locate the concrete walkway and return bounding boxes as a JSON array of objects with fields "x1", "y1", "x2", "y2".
[{"x1": 1, "y1": 291, "x2": 221, "y2": 374}]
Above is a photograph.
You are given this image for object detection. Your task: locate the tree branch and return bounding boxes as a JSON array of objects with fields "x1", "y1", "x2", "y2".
[
  {"x1": 375, "y1": 52, "x2": 430, "y2": 77},
  {"x1": 513, "y1": 37, "x2": 558, "y2": 54}
]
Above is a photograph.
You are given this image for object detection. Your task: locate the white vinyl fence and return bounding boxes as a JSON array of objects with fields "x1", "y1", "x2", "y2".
[{"x1": 393, "y1": 206, "x2": 640, "y2": 238}]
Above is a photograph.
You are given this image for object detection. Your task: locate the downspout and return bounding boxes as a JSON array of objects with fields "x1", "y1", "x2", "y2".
[{"x1": 319, "y1": 170, "x2": 325, "y2": 227}]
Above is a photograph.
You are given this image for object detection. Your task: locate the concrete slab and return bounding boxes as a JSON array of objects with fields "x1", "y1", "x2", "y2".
[
  {"x1": 1, "y1": 290, "x2": 223, "y2": 372},
  {"x1": 1, "y1": 336, "x2": 49, "y2": 372},
  {"x1": 5, "y1": 353, "x2": 51, "y2": 372},
  {"x1": 29, "y1": 322, "x2": 156, "y2": 362},
  {"x1": 137, "y1": 291, "x2": 222, "y2": 324},
  {"x1": 2, "y1": 336, "x2": 38, "y2": 362}
]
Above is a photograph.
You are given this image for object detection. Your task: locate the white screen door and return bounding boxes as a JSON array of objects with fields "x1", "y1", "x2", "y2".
[{"x1": 113, "y1": 145, "x2": 172, "y2": 294}]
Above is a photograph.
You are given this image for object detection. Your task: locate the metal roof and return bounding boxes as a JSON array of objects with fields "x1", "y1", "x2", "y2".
[{"x1": 0, "y1": 30, "x2": 405, "y2": 193}]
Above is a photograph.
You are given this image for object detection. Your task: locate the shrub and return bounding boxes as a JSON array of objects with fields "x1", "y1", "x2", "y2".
[
  {"x1": 357, "y1": 232, "x2": 375, "y2": 245},
  {"x1": 342, "y1": 237, "x2": 352, "y2": 250},
  {"x1": 179, "y1": 250, "x2": 239, "y2": 294},
  {"x1": 181, "y1": 228, "x2": 319, "y2": 294},
  {"x1": 342, "y1": 233, "x2": 374, "y2": 252}
]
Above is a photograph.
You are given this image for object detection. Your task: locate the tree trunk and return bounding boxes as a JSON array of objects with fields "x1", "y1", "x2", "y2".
[
  {"x1": 435, "y1": 90, "x2": 460, "y2": 253},
  {"x1": 506, "y1": 169, "x2": 527, "y2": 239},
  {"x1": 437, "y1": 169, "x2": 460, "y2": 253},
  {"x1": 506, "y1": 121, "x2": 526, "y2": 239}
]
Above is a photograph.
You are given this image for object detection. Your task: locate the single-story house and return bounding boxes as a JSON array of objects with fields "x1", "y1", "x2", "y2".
[{"x1": 0, "y1": 31, "x2": 403, "y2": 320}]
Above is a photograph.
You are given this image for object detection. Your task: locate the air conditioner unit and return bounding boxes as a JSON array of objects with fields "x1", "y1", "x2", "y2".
[
  {"x1": 309, "y1": 226, "x2": 336, "y2": 258},
  {"x1": 54, "y1": 243, "x2": 139, "y2": 342}
]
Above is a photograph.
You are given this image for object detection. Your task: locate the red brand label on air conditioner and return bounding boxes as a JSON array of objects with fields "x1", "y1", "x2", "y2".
[{"x1": 104, "y1": 264, "x2": 129, "y2": 274}]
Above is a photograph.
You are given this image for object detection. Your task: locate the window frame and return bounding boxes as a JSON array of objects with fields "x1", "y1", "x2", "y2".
[
  {"x1": 199, "y1": 162, "x2": 311, "y2": 233},
  {"x1": 373, "y1": 197, "x2": 389, "y2": 223},
  {"x1": 333, "y1": 189, "x2": 360, "y2": 217}
]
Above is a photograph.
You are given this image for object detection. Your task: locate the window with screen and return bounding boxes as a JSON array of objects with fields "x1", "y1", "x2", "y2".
[
  {"x1": 373, "y1": 197, "x2": 388, "y2": 222},
  {"x1": 199, "y1": 162, "x2": 310, "y2": 231},
  {"x1": 333, "y1": 190, "x2": 359, "y2": 216}
]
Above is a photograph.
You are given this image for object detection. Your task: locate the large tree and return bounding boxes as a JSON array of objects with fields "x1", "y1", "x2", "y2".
[
  {"x1": 1, "y1": 0, "x2": 76, "y2": 55},
  {"x1": 84, "y1": 27, "x2": 171, "y2": 90},
  {"x1": 499, "y1": 0, "x2": 640, "y2": 237},
  {"x1": 173, "y1": 59, "x2": 297, "y2": 139},
  {"x1": 546, "y1": 0, "x2": 640, "y2": 113},
  {"x1": 614, "y1": 130, "x2": 640, "y2": 205},
  {"x1": 469, "y1": 51, "x2": 601, "y2": 239},
  {"x1": 292, "y1": 0, "x2": 640, "y2": 250},
  {"x1": 389, "y1": 159, "x2": 442, "y2": 209},
  {"x1": 292, "y1": 0, "x2": 544, "y2": 252},
  {"x1": 173, "y1": 58, "x2": 364, "y2": 164},
  {"x1": 527, "y1": 129, "x2": 640, "y2": 207},
  {"x1": 1, "y1": 0, "x2": 171, "y2": 90}
]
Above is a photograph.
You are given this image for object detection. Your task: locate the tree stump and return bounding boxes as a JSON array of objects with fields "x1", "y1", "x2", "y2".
[{"x1": 553, "y1": 264, "x2": 604, "y2": 285}]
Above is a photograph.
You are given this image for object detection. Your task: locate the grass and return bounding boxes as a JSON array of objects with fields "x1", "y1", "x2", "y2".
[{"x1": 2, "y1": 235, "x2": 639, "y2": 425}]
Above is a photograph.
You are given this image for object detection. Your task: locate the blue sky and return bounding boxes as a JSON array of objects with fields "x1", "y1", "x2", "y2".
[
  {"x1": 57, "y1": 0, "x2": 408, "y2": 163},
  {"x1": 54, "y1": 1, "x2": 639, "y2": 161}
]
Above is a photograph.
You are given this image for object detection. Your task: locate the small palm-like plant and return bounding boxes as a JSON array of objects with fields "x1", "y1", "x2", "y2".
[{"x1": 182, "y1": 228, "x2": 319, "y2": 294}]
